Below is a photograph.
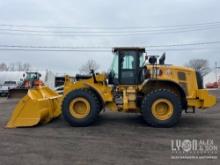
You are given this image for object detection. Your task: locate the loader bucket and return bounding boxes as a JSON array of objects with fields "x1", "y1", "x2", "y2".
[
  {"x1": 8, "y1": 88, "x2": 28, "y2": 98},
  {"x1": 6, "y1": 86, "x2": 62, "y2": 128}
]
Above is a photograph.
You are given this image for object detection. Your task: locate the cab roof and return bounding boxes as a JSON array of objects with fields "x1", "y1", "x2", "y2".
[{"x1": 112, "y1": 47, "x2": 145, "y2": 53}]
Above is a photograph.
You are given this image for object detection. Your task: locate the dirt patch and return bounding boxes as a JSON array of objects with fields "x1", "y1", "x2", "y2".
[{"x1": 0, "y1": 98, "x2": 219, "y2": 165}]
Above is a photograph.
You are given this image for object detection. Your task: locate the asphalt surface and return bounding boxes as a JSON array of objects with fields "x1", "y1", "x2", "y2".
[{"x1": 0, "y1": 90, "x2": 219, "y2": 165}]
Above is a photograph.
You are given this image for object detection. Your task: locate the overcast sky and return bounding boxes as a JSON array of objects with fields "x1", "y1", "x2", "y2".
[{"x1": 0, "y1": 0, "x2": 219, "y2": 81}]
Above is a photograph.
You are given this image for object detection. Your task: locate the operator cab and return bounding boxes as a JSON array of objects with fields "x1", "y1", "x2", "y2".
[
  {"x1": 25, "y1": 72, "x2": 41, "y2": 80},
  {"x1": 109, "y1": 47, "x2": 145, "y2": 85}
]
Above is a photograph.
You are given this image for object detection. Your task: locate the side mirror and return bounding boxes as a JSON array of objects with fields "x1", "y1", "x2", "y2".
[
  {"x1": 144, "y1": 52, "x2": 148, "y2": 61},
  {"x1": 149, "y1": 56, "x2": 157, "y2": 65},
  {"x1": 159, "y1": 53, "x2": 166, "y2": 65}
]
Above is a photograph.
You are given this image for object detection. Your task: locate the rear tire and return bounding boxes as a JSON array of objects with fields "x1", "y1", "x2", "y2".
[
  {"x1": 62, "y1": 88, "x2": 100, "y2": 126},
  {"x1": 141, "y1": 89, "x2": 182, "y2": 127}
]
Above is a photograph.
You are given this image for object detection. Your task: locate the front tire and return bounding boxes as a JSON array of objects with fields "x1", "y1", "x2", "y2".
[
  {"x1": 62, "y1": 89, "x2": 100, "y2": 126},
  {"x1": 141, "y1": 89, "x2": 182, "y2": 127}
]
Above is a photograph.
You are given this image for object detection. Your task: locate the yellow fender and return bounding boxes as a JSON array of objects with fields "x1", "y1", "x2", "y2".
[
  {"x1": 83, "y1": 82, "x2": 113, "y2": 102},
  {"x1": 64, "y1": 77, "x2": 113, "y2": 103},
  {"x1": 6, "y1": 86, "x2": 62, "y2": 128}
]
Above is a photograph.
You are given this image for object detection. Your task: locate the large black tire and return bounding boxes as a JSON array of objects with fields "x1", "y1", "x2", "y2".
[
  {"x1": 62, "y1": 88, "x2": 100, "y2": 126},
  {"x1": 141, "y1": 89, "x2": 182, "y2": 127}
]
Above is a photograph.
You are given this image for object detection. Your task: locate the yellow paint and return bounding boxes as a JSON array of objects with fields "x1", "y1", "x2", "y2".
[
  {"x1": 105, "y1": 102, "x2": 118, "y2": 112},
  {"x1": 152, "y1": 99, "x2": 174, "y2": 120},
  {"x1": 64, "y1": 74, "x2": 113, "y2": 103},
  {"x1": 143, "y1": 65, "x2": 216, "y2": 109},
  {"x1": 187, "y1": 89, "x2": 216, "y2": 108},
  {"x1": 144, "y1": 65, "x2": 198, "y2": 98},
  {"x1": 6, "y1": 86, "x2": 62, "y2": 128},
  {"x1": 7, "y1": 63, "x2": 217, "y2": 128},
  {"x1": 69, "y1": 97, "x2": 91, "y2": 119},
  {"x1": 63, "y1": 69, "x2": 216, "y2": 112}
]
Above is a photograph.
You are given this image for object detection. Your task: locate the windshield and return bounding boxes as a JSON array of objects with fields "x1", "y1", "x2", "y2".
[
  {"x1": 110, "y1": 51, "x2": 145, "y2": 78},
  {"x1": 26, "y1": 73, "x2": 37, "y2": 80},
  {"x1": 110, "y1": 54, "x2": 118, "y2": 78},
  {"x1": 139, "y1": 53, "x2": 144, "y2": 67},
  {"x1": 121, "y1": 51, "x2": 136, "y2": 69}
]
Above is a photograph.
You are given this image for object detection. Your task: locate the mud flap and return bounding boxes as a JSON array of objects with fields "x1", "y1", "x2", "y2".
[{"x1": 6, "y1": 86, "x2": 62, "y2": 128}]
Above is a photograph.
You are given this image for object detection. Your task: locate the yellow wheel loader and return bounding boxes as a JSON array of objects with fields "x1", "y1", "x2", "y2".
[{"x1": 6, "y1": 47, "x2": 216, "y2": 128}]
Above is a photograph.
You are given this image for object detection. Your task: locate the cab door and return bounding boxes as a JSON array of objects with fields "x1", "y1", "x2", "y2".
[{"x1": 119, "y1": 51, "x2": 139, "y2": 85}]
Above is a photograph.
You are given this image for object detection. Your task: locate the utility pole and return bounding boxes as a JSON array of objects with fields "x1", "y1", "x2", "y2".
[{"x1": 215, "y1": 62, "x2": 220, "y2": 82}]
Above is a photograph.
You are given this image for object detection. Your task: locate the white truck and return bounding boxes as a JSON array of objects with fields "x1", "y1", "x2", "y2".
[{"x1": 0, "y1": 81, "x2": 18, "y2": 96}]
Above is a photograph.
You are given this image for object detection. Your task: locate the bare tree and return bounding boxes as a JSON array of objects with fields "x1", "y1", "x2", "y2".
[
  {"x1": 0, "y1": 63, "x2": 8, "y2": 71},
  {"x1": 8, "y1": 63, "x2": 15, "y2": 71},
  {"x1": 79, "y1": 59, "x2": 99, "y2": 74},
  {"x1": 185, "y1": 59, "x2": 211, "y2": 77},
  {"x1": 17, "y1": 62, "x2": 23, "y2": 71},
  {"x1": 0, "y1": 62, "x2": 31, "y2": 71},
  {"x1": 22, "y1": 63, "x2": 31, "y2": 71}
]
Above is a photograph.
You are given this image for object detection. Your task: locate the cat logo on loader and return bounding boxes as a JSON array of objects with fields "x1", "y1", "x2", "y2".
[{"x1": 6, "y1": 47, "x2": 216, "y2": 128}]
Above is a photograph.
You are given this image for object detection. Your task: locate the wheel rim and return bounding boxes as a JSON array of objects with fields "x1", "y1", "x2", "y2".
[
  {"x1": 152, "y1": 99, "x2": 174, "y2": 120},
  {"x1": 69, "y1": 97, "x2": 90, "y2": 119}
]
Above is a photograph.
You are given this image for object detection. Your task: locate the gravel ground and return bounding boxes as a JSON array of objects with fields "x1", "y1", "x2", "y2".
[{"x1": 0, "y1": 90, "x2": 219, "y2": 165}]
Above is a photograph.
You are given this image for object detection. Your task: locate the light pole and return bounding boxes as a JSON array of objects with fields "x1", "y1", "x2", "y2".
[{"x1": 215, "y1": 62, "x2": 220, "y2": 84}]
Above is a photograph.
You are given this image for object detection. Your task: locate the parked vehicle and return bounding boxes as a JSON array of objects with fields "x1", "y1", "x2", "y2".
[
  {"x1": 8, "y1": 72, "x2": 43, "y2": 98},
  {"x1": 0, "y1": 81, "x2": 18, "y2": 97},
  {"x1": 206, "y1": 78, "x2": 220, "y2": 88}
]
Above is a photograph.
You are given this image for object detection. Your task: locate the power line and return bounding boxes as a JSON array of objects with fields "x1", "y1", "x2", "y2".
[
  {"x1": 0, "y1": 21, "x2": 219, "y2": 38},
  {"x1": 0, "y1": 21, "x2": 220, "y2": 29},
  {"x1": 0, "y1": 40, "x2": 219, "y2": 49},
  {"x1": 145, "y1": 41, "x2": 220, "y2": 48},
  {"x1": 146, "y1": 47, "x2": 220, "y2": 51},
  {"x1": 0, "y1": 26, "x2": 219, "y2": 37},
  {"x1": 1, "y1": 22, "x2": 220, "y2": 32},
  {"x1": 0, "y1": 48, "x2": 110, "y2": 52},
  {"x1": 0, "y1": 47, "x2": 218, "y2": 52},
  {"x1": 0, "y1": 25, "x2": 219, "y2": 34}
]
